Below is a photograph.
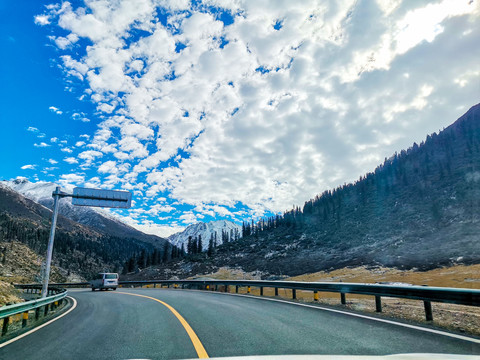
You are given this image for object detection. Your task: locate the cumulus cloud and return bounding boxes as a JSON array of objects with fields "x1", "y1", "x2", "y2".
[
  {"x1": 179, "y1": 211, "x2": 198, "y2": 225},
  {"x1": 59, "y1": 173, "x2": 85, "y2": 187},
  {"x1": 113, "y1": 214, "x2": 184, "y2": 237},
  {"x1": 27, "y1": 126, "x2": 39, "y2": 132},
  {"x1": 34, "y1": 14, "x2": 51, "y2": 25},
  {"x1": 64, "y1": 157, "x2": 78, "y2": 164},
  {"x1": 34, "y1": 142, "x2": 50, "y2": 148},
  {"x1": 49, "y1": 33, "x2": 79, "y2": 49},
  {"x1": 41, "y1": 0, "x2": 480, "y2": 223},
  {"x1": 49, "y1": 106, "x2": 63, "y2": 115},
  {"x1": 72, "y1": 112, "x2": 90, "y2": 122},
  {"x1": 21, "y1": 164, "x2": 36, "y2": 170}
]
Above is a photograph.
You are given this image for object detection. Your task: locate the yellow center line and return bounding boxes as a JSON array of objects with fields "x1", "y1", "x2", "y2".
[{"x1": 115, "y1": 291, "x2": 209, "y2": 359}]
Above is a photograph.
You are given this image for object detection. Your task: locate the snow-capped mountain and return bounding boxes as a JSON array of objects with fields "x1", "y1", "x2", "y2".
[
  {"x1": 2, "y1": 178, "x2": 167, "y2": 247},
  {"x1": 168, "y1": 220, "x2": 242, "y2": 251}
]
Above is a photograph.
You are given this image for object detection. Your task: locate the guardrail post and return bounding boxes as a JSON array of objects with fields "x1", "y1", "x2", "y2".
[
  {"x1": 247, "y1": 286, "x2": 251, "y2": 294},
  {"x1": 314, "y1": 291, "x2": 319, "y2": 301},
  {"x1": 215, "y1": 285, "x2": 218, "y2": 291},
  {"x1": 260, "y1": 287, "x2": 263, "y2": 296},
  {"x1": 182, "y1": 284, "x2": 185, "y2": 289},
  {"x1": 275, "y1": 288, "x2": 278, "y2": 296},
  {"x1": 22, "y1": 312, "x2": 28, "y2": 328},
  {"x1": 375, "y1": 296, "x2": 382, "y2": 312},
  {"x1": 167, "y1": 284, "x2": 170, "y2": 288},
  {"x1": 2, "y1": 317, "x2": 9, "y2": 336},
  {"x1": 235, "y1": 286, "x2": 239, "y2": 293},
  {"x1": 292, "y1": 289, "x2": 297, "y2": 300},
  {"x1": 44, "y1": 304, "x2": 49, "y2": 316},
  {"x1": 341, "y1": 293, "x2": 346, "y2": 305},
  {"x1": 35, "y1": 307, "x2": 41, "y2": 320},
  {"x1": 424, "y1": 301, "x2": 433, "y2": 321},
  {"x1": 224, "y1": 285, "x2": 228, "y2": 293}
]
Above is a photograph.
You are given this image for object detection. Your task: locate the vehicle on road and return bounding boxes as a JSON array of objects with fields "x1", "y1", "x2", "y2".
[{"x1": 90, "y1": 273, "x2": 118, "y2": 291}]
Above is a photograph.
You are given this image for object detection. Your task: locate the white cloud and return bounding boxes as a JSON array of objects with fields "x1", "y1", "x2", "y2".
[
  {"x1": 50, "y1": 33, "x2": 79, "y2": 49},
  {"x1": 34, "y1": 14, "x2": 50, "y2": 25},
  {"x1": 27, "y1": 126, "x2": 39, "y2": 132},
  {"x1": 21, "y1": 164, "x2": 36, "y2": 170},
  {"x1": 49, "y1": 106, "x2": 63, "y2": 115},
  {"x1": 145, "y1": 203, "x2": 176, "y2": 216},
  {"x1": 98, "y1": 160, "x2": 118, "y2": 174},
  {"x1": 59, "y1": 173, "x2": 85, "y2": 187},
  {"x1": 64, "y1": 157, "x2": 78, "y2": 164},
  {"x1": 72, "y1": 112, "x2": 90, "y2": 122},
  {"x1": 61, "y1": 147, "x2": 73, "y2": 153},
  {"x1": 48, "y1": 159, "x2": 58, "y2": 164},
  {"x1": 42, "y1": 0, "x2": 480, "y2": 219},
  {"x1": 179, "y1": 211, "x2": 198, "y2": 225},
  {"x1": 50, "y1": 137, "x2": 58, "y2": 142},
  {"x1": 115, "y1": 215, "x2": 184, "y2": 238},
  {"x1": 78, "y1": 150, "x2": 103, "y2": 166},
  {"x1": 34, "y1": 142, "x2": 50, "y2": 148}
]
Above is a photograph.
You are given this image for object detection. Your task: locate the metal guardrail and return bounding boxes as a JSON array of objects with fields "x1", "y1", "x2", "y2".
[
  {"x1": 0, "y1": 286, "x2": 68, "y2": 337},
  {"x1": 118, "y1": 279, "x2": 480, "y2": 321},
  {"x1": 18, "y1": 282, "x2": 90, "y2": 289}
]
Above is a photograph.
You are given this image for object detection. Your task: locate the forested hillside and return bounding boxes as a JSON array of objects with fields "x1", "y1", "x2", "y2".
[
  {"x1": 0, "y1": 184, "x2": 172, "y2": 279},
  {"x1": 131, "y1": 104, "x2": 480, "y2": 279}
]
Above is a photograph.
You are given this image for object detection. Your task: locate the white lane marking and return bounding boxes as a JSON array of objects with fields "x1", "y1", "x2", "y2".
[
  {"x1": 140, "y1": 287, "x2": 480, "y2": 344},
  {"x1": 0, "y1": 296, "x2": 78, "y2": 348}
]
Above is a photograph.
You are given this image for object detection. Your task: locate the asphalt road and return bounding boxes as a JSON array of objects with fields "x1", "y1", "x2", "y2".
[{"x1": 0, "y1": 288, "x2": 479, "y2": 359}]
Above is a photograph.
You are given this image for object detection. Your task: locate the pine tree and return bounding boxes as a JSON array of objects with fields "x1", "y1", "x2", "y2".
[
  {"x1": 192, "y1": 236, "x2": 198, "y2": 254},
  {"x1": 137, "y1": 250, "x2": 146, "y2": 269},
  {"x1": 163, "y1": 242, "x2": 169, "y2": 262},
  {"x1": 187, "y1": 236, "x2": 193, "y2": 254},
  {"x1": 207, "y1": 236, "x2": 214, "y2": 257},
  {"x1": 127, "y1": 256, "x2": 135, "y2": 272},
  {"x1": 180, "y1": 243, "x2": 185, "y2": 257},
  {"x1": 197, "y1": 235, "x2": 203, "y2": 253}
]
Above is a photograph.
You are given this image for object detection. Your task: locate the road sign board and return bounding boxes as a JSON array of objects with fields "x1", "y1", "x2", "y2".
[{"x1": 72, "y1": 187, "x2": 132, "y2": 208}]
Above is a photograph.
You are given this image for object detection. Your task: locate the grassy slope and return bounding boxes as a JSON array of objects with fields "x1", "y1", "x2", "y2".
[{"x1": 0, "y1": 241, "x2": 69, "y2": 306}]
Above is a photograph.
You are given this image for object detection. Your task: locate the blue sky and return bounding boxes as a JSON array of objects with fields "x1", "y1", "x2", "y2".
[{"x1": 1, "y1": 0, "x2": 479, "y2": 237}]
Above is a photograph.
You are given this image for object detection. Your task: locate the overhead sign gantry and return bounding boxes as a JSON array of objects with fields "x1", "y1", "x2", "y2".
[{"x1": 41, "y1": 186, "x2": 132, "y2": 298}]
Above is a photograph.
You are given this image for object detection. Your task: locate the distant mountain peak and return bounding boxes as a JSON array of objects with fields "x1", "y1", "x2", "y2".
[{"x1": 168, "y1": 220, "x2": 242, "y2": 251}]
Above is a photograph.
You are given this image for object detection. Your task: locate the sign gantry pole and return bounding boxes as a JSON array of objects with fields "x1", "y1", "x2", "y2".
[
  {"x1": 41, "y1": 186, "x2": 132, "y2": 299},
  {"x1": 41, "y1": 187, "x2": 62, "y2": 298}
]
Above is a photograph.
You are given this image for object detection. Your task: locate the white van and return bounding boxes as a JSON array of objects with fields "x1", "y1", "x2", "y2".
[{"x1": 90, "y1": 273, "x2": 118, "y2": 291}]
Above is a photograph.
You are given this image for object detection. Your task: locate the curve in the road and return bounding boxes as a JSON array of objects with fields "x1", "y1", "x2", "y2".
[
  {"x1": 0, "y1": 288, "x2": 479, "y2": 359},
  {"x1": 116, "y1": 291, "x2": 209, "y2": 358},
  {"x1": 215, "y1": 291, "x2": 480, "y2": 344}
]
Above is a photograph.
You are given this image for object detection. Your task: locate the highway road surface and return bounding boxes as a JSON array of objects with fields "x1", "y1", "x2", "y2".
[{"x1": 0, "y1": 288, "x2": 479, "y2": 359}]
